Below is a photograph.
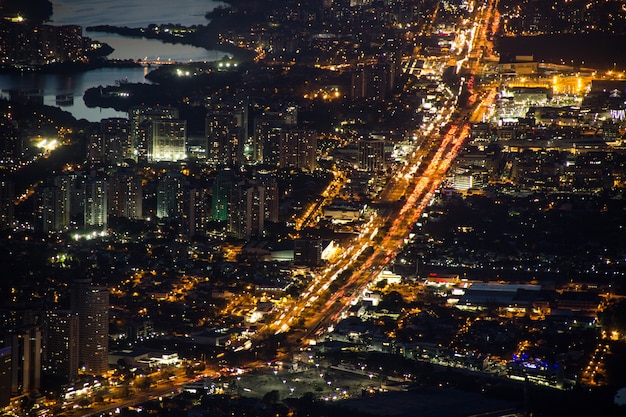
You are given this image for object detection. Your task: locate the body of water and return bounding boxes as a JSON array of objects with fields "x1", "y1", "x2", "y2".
[
  {"x1": 50, "y1": 0, "x2": 224, "y2": 28},
  {"x1": 51, "y1": 0, "x2": 226, "y2": 62},
  {"x1": 0, "y1": 0, "x2": 225, "y2": 122},
  {"x1": 0, "y1": 67, "x2": 152, "y2": 121}
]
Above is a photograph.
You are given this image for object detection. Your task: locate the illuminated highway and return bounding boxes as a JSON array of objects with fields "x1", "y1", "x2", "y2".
[{"x1": 251, "y1": 0, "x2": 497, "y2": 359}]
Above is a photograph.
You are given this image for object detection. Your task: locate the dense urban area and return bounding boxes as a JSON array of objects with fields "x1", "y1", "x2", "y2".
[{"x1": 1, "y1": 0, "x2": 626, "y2": 416}]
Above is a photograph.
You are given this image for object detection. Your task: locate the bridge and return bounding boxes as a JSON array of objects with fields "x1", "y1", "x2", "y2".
[{"x1": 136, "y1": 59, "x2": 181, "y2": 66}]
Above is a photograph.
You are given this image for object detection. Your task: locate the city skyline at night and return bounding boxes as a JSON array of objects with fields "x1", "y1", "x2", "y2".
[{"x1": 1, "y1": 1, "x2": 626, "y2": 416}]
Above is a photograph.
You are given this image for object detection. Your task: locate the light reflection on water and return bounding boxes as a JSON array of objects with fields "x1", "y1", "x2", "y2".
[
  {"x1": 50, "y1": 0, "x2": 224, "y2": 28},
  {"x1": 0, "y1": 66, "x2": 152, "y2": 122},
  {"x1": 0, "y1": 0, "x2": 226, "y2": 121}
]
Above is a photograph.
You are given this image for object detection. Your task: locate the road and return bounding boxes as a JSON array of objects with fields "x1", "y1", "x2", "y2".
[{"x1": 256, "y1": 0, "x2": 498, "y2": 358}]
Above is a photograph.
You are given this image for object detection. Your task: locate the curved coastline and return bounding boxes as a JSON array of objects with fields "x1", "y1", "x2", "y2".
[{"x1": 86, "y1": 24, "x2": 256, "y2": 63}]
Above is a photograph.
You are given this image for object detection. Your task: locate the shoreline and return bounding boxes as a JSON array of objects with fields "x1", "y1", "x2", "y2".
[
  {"x1": 86, "y1": 23, "x2": 256, "y2": 64},
  {"x1": 0, "y1": 59, "x2": 141, "y2": 75}
]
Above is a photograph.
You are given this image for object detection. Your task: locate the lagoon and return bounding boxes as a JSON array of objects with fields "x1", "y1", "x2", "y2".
[{"x1": 0, "y1": 0, "x2": 226, "y2": 122}]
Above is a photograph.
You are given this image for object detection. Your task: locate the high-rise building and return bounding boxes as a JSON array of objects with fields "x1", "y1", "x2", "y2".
[
  {"x1": 0, "y1": 179, "x2": 14, "y2": 230},
  {"x1": 83, "y1": 173, "x2": 108, "y2": 230},
  {"x1": 0, "y1": 117, "x2": 21, "y2": 167},
  {"x1": 358, "y1": 138, "x2": 385, "y2": 171},
  {"x1": 294, "y1": 238, "x2": 324, "y2": 267},
  {"x1": 0, "y1": 346, "x2": 11, "y2": 408},
  {"x1": 211, "y1": 169, "x2": 235, "y2": 222},
  {"x1": 149, "y1": 119, "x2": 187, "y2": 162},
  {"x1": 156, "y1": 172, "x2": 186, "y2": 220},
  {"x1": 205, "y1": 99, "x2": 248, "y2": 167},
  {"x1": 86, "y1": 131, "x2": 105, "y2": 164},
  {"x1": 58, "y1": 172, "x2": 84, "y2": 227},
  {"x1": 101, "y1": 118, "x2": 131, "y2": 165},
  {"x1": 34, "y1": 184, "x2": 61, "y2": 233},
  {"x1": 351, "y1": 59, "x2": 398, "y2": 101},
  {"x1": 6, "y1": 326, "x2": 41, "y2": 396},
  {"x1": 34, "y1": 181, "x2": 70, "y2": 233},
  {"x1": 279, "y1": 128, "x2": 317, "y2": 171},
  {"x1": 228, "y1": 180, "x2": 265, "y2": 240},
  {"x1": 71, "y1": 279, "x2": 109, "y2": 376},
  {"x1": 128, "y1": 106, "x2": 179, "y2": 161},
  {"x1": 252, "y1": 106, "x2": 297, "y2": 165},
  {"x1": 184, "y1": 186, "x2": 211, "y2": 237},
  {"x1": 108, "y1": 168, "x2": 143, "y2": 220},
  {"x1": 255, "y1": 171, "x2": 280, "y2": 223},
  {"x1": 46, "y1": 310, "x2": 79, "y2": 382}
]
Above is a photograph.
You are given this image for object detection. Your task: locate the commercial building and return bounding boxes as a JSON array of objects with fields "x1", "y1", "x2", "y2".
[
  {"x1": 322, "y1": 199, "x2": 365, "y2": 223},
  {"x1": 498, "y1": 55, "x2": 538, "y2": 76},
  {"x1": 351, "y1": 59, "x2": 398, "y2": 101},
  {"x1": 455, "y1": 282, "x2": 543, "y2": 312},
  {"x1": 358, "y1": 138, "x2": 385, "y2": 171},
  {"x1": 294, "y1": 238, "x2": 324, "y2": 267}
]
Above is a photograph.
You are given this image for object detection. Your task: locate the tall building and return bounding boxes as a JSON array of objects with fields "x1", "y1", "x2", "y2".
[
  {"x1": 83, "y1": 173, "x2": 108, "y2": 230},
  {"x1": 255, "y1": 171, "x2": 280, "y2": 223},
  {"x1": 252, "y1": 106, "x2": 298, "y2": 165},
  {"x1": 156, "y1": 172, "x2": 186, "y2": 220},
  {"x1": 358, "y1": 138, "x2": 385, "y2": 171},
  {"x1": 184, "y1": 186, "x2": 211, "y2": 237},
  {"x1": 279, "y1": 128, "x2": 317, "y2": 171},
  {"x1": 0, "y1": 346, "x2": 11, "y2": 408},
  {"x1": 59, "y1": 172, "x2": 84, "y2": 227},
  {"x1": 128, "y1": 106, "x2": 179, "y2": 161},
  {"x1": 46, "y1": 310, "x2": 79, "y2": 382},
  {"x1": 228, "y1": 180, "x2": 265, "y2": 240},
  {"x1": 0, "y1": 117, "x2": 21, "y2": 167},
  {"x1": 205, "y1": 99, "x2": 248, "y2": 167},
  {"x1": 101, "y1": 118, "x2": 131, "y2": 165},
  {"x1": 294, "y1": 238, "x2": 324, "y2": 267},
  {"x1": 34, "y1": 181, "x2": 70, "y2": 233},
  {"x1": 108, "y1": 168, "x2": 143, "y2": 220},
  {"x1": 71, "y1": 279, "x2": 109, "y2": 376},
  {"x1": 6, "y1": 326, "x2": 41, "y2": 396},
  {"x1": 86, "y1": 131, "x2": 105, "y2": 164},
  {"x1": 211, "y1": 169, "x2": 235, "y2": 222},
  {"x1": 0, "y1": 179, "x2": 14, "y2": 230},
  {"x1": 149, "y1": 119, "x2": 187, "y2": 162},
  {"x1": 351, "y1": 59, "x2": 398, "y2": 101}
]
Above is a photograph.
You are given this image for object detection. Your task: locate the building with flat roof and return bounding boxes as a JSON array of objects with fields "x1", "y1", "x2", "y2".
[{"x1": 71, "y1": 279, "x2": 109, "y2": 376}]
